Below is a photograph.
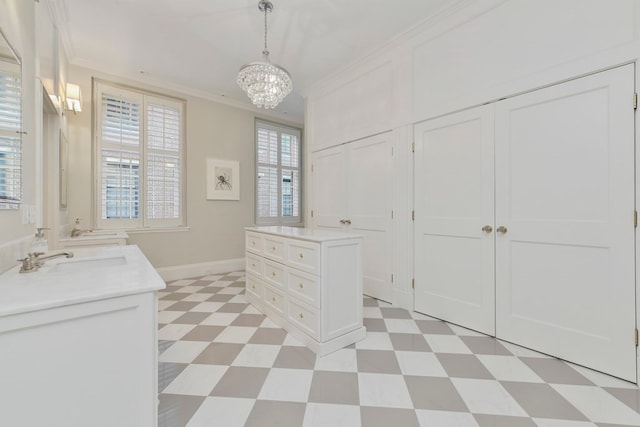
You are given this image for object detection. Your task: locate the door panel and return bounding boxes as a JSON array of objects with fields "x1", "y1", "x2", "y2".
[
  {"x1": 495, "y1": 64, "x2": 636, "y2": 381},
  {"x1": 414, "y1": 106, "x2": 496, "y2": 335},
  {"x1": 312, "y1": 145, "x2": 347, "y2": 231}
]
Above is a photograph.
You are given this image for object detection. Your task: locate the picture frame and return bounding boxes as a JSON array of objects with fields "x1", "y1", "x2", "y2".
[{"x1": 206, "y1": 158, "x2": 240, "y2": 200}]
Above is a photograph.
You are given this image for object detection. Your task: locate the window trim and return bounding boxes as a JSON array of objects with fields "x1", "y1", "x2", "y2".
[
  {"x1": 93, "y1": 79, "x2": 186, "y2": 230},
  {"x1": 254, "y1": 119, "x2": 303, "y2": 226}
]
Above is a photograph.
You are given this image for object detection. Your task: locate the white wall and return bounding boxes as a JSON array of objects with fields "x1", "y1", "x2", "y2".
[{"x1": 66, "y1": 65, "x2": 302, "y2": 269}]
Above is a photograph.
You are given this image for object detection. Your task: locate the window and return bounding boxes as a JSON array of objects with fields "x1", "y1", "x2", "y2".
[
  {"x1": 0, "y1": 60, "x2": 21, "y2": 209},
  {"x1": 95, "y1": 81, "x2": 184, "y2": 229},
  {"x1": 255, "y1": 120, "x2": 301, "y2": 225}
]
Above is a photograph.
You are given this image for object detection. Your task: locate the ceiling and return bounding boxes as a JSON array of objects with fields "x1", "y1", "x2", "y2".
[{"x1": 57, "y1": 0, "x2": 454, "y2": 123}]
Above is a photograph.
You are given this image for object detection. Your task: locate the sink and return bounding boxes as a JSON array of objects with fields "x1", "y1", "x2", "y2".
[{"x1": 48, "y1": 255, "x2": 127, "y2": 273}]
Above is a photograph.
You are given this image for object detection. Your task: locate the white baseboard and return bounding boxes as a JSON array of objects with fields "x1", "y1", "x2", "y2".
[
  {"x1": 393, "y1": 288, "x2": 414, "y2": 311},
  {"x1": 156, "y1": 257, "x2": 245, "y2": 282}
]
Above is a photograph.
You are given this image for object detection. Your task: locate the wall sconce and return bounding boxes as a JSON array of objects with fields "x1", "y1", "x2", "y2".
[{"x1": 65, "y1": 83, "x2": 82, "y2": 114}]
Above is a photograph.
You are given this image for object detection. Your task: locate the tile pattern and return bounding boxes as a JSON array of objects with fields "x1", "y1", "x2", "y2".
[{"x1": 158, "y1": 272, "x2": 640, "y2": 427}]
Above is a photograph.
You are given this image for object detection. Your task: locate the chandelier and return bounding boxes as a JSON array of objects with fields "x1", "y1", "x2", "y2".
[{"x1": 237, "y1": 0, "x2": 292, "y2": 109}]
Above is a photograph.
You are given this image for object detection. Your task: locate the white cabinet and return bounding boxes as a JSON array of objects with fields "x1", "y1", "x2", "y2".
[
  {"x1": 414, "y1": 65, "x2": 636, "y2": 382},
  {"x1": 310, "y1": 132, "x2": 395, "y2": 303},
  {"x1": 245, "y1": 226, "x2": 365, "y2": 356}
]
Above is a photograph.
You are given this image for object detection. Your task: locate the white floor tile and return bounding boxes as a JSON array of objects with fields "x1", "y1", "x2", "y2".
[
  {"x1": 552, "y1": 384, "x2": 640, "y2": 425},
  {"x1": 181, "y1": 293, "x2": 211, "y2": 302},
  {"x1": 200, "y1": 275, "x2": 223, "y2": 281},
  {"x1": 532, "y1": 419, "x2": 597, "y2": 427},
  {"x1": 303, "y1": 403, "x2": 361, "y2": 427},
  {"x1": 424, "y1": 335, "x2": 472, "y2": 354},
  {"x1": 355, "y1": 332, "x2": 394, "y2": 350},
  {"x1": 500, "y1": 342, "x2": 549, "y2": 358},
  {"x1": 447, "y1": 324, "x2": 486, "y2": 337},
  {"x1": 158, "y1": 311, "x2": 184, "y2": 324},
  {"x1": 314, "y1": 348, "x2": 358, "y2": 372},
  {"x1": 451, "y1": 378, "x2": 527, "y2": 417},
  {"x1": 258, "y1": 368, "x2": 313, "y2": 402},
  {"x1": 158, "y1": 324, "x2": 196, "y2": 341},
  {"x1": 169, "y1": 279, "x2": 198, "y2": 287},
  {"x1": 283, "y1": 333, "x2": 306, "y2": 347},
  {"x1": 358, "y1": 373, "x2": 413, "y2": 409},
  {"x1": 190, "y1": 302, "x2": 225, "y2": 313},
  {"x1": 217, "y1": 287, "x2": 244, "y2": 295},
  {"x1": 476, "y1": 355, "x2": 544, "y2": 383},
  {"x1": 243, "y1": 305, "x2": 262, "y2": 315},
  {"x1": 186, "y1": 397, "x2": 255, "y2": 427},
  {"x1": 568, "y1": 364, "x2": 639, "y2": 389},
  {"x1": 384, "y1": 319, "x2": 422, "y2": 334},
  {"x1": 214, "y1": 326, "x2": 257, "y2": 344},
  {"x1": 163, "y1": 364, "x2": 228, "y2": 396},
  {"x1": 158, "y1": 341, "x2": 209, "y2": 363},
  {"x1": 175, "y1": 285, "x2": 202, "y2": 294},
  {"x1": 158, "y1": 300, "x2": 177, "y2": 311},
  {"x1": 231, "y1": 344, "x2": 281, "y2": 367},
  {"x1": 415, "y1": 409, "x2": 480, "y2": 427},
  {"x1": 200, "y1": 313, "x2": 240, "y2": 326},
  {"x1": 363, "y1": 307, "x2": 383, "y2": 319},
  {"x1": 395, "y1": 351, "x2": 447, "y2": 377}
]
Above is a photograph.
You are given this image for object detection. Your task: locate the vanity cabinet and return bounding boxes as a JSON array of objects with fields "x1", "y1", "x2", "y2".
[{"x1": 245, "y1": 226, "x2": 365, "y2": 355}]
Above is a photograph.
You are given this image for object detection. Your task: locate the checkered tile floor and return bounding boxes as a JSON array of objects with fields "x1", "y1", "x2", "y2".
[{"x1": 157, "y1": 272, "x2": 640, "y2": 427}]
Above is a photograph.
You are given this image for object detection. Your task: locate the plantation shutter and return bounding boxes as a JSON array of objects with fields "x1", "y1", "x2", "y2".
[{"x1": 0, "y1": 62, "x2": 21, "y2": 208}]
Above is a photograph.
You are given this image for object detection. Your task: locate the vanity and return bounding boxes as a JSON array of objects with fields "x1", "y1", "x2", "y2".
[
  {"x1": 0, "y1": 245, "x2": 164, "y2": 427},
  {"x1": 245, "y1": 226, "x2": 366, "y2": 355}
]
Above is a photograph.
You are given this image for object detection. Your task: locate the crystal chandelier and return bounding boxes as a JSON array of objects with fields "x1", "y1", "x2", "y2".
[{"x1": 237, "y1": 0, "x2": 292, "y2": 109}]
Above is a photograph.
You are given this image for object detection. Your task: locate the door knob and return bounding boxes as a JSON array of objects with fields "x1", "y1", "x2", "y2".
[
  {"x1": 344, "y1": 219, "x2": 351, "y2": 225},
  {"x1": 482, "y1": 225, "x2": 493, "y2": 233},
  {"x1": 496, "y1": 226, "x2": 508, "y2": 234},
  {"x1": 339, "y1": 219, "x2": 346, "y2": 224}
]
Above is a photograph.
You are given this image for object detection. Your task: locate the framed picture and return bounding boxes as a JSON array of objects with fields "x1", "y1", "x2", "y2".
[{"x1": 206, "y1": 158, "x2": 240, "y2": 200}]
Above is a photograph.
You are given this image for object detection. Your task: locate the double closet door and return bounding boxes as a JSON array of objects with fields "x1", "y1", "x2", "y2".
[
  {"x1": 311, "y1": 132, "x2": 395, "y2": 303},
  {"x1": 414, "y1": 64, "x2": 636, "y2": 381}
]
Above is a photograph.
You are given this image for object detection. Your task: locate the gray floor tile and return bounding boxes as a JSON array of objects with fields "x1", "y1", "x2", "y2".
[
  {"x1": 273, "y1": 346, "x2": 317, "y2": 369},
  {"x1": 173, "y1": 312, "x2": 212, "y2": 324},
  {"x1": 520, "y1": 357, "x2": 593, "y2": 385},
  {"x1": 360, "y1": 406, "x2": 420, "y2": 427},
  {"x1": 356, "y1": 349, "x2": 401, "y2": 374},
  {"x1": 596, "y1": 423, "x2": 640, "y2": 427},
  {"x1": 166, "y1": 301, "x2": 200, "y2": 312},
  {"x1": 604, "y1": 387, "x2": 640, "y2": 413},
  {"x1": 192, "y1": 342, "x2": 244, "y2": 365},
  {"x1": 181, "y1": 325, "x2": 225, "y2": 341},
  {"x1": 460, "y1": 336, "x2": 512, "y2": 356},
  {"x1": 415, "y1": 319, "x2": 455, "y2": 335},
  {"x1": 195, "y1": 286, "x2": 222, "y2": 294},
  {"x1": 249, "y1": 327, "x2": 288, "y2": 345},
  {"x1": 363, "y1": 298, "x2": 380, "y2": 307},
  {"x1": 308, "y1": 371, "x2": 360, "y2": 405},
  {"x1": 158, "y1": 362, "x2": 188, "y2": 392},
  {"x1": 231, "y1": 313, "x2": 266, "y2": 327},
  {"x1": 210, "y1": 366, "x2": 270, "y2": 398},
  {"x1": 501, "y1": 381, "x2": 588, "y2": 420},
  {"x1": 364, "y1": 318, "x2": 388, "y2": 332},
  {"x1": 229, "y1": 280, "x2": 246, "y2": 287},
  {"x1": 381, "y1": 307, "x2": 413, "y2": 319},
  {"x1": 158, "y1": 394, "x2": 205, "y2": 427},
  {"x1": 389, "y1": 333, "x2": 431, "y2": 352},
  {"x1": 473, "y1": 414, "x2": 537, "y2": 427},
  {"x1": 159, "y1": 340, "x2": 175, "y2": 354},
  {"x1": 216, "y1": 303, "x2": 249, "y2": 313},
  {"x1": 437, "y1": 353, "x2": 494, "y2": 379},
  {"x1": 244, "y1": 400, "x2": 307, "y2": 427},
  {"x1": 161, "y1": 292, "x2": 191, "y2": 301},
  {"x1": 404, "y1": 376, "x2": 469, "y2": 412},
  {"x1": 207, "y1": 294, "x2": 235, "y2": 302}
]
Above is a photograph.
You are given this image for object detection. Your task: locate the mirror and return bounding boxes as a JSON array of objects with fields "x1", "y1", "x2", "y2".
[
  {"x1": 59, "y1": 131, "x2": 68, "y2": 208},
  {"x1": 0, "y1": 28, "x2": 22, "y2": 209}
]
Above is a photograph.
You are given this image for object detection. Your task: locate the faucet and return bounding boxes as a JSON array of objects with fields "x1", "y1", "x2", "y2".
[
  {"x1": 71, "y1": 218, "x2": 88, "y2": 237},
  {"x1": 18, "y1": 251, "x2": 74, "y2": 273}
]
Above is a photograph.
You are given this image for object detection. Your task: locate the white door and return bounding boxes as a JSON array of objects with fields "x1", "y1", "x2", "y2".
[
  {"x1": 414, "y1": 106, "x2": 496, "y2": 335},
  {"x1": 311, "y1": 133, "x2": 395, "y2": 302},
  {"x1": 495, "y1": 65, "x2": 636, "y2": 381},
  {"x1": 347, "y1": 134, "x2": 394, "y2": 302}
]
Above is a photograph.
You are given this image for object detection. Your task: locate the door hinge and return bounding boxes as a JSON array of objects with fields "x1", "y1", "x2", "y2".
[
  {"x1": 391, "y1": 274, "x2": 394, "y2": 283},
  {"x1": 391, "y1": 210, "x2": 394, "y2": 219},
  {"x1": 635, "y1": 210, "x2": 637, "y2": 228},
  {"x1": 412, "y1": 278, "x2": 415, "y2": 289},
  {"x1": 412, "y1": 210, "x2": 415, "y2": 221},
  {"x1": 311, "y1": 210, "x2": 314, "y2": 218},
  {"x1": 635, "y1": 328, "x2": 638, "y2": 347},
  {"x1": 311, "y1": 164, "x2": 314, "y2": 172},
  {"x1": 411, "y1": 142, "x2": 415, "y2": 153},
  {"x1": 634, "y1": 93, "x2": 638, "y2": 110},
  {"x1": 391, "y1": 146, "x2": 395, "y2": 157}
]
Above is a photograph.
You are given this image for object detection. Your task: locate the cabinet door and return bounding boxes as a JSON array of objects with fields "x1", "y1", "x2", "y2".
[
  {"x1": 495, "y1": 64, "x2": 636, "y2": 381},
  {"x1": 414, "y1": 106, "x2": 496, "y2": 335},
  {"x1": 312, "y1": 145, "x2": 348, "y2": 230}
]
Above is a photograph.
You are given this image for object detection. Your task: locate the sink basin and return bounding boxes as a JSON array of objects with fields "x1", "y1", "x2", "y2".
[{"x1": 48, "y1": 255, "x2": 127, "y2": 273}]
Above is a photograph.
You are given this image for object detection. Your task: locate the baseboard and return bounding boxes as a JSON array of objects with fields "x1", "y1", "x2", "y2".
[
  {"x1": 156, "y1": 257, "x2": 245, "y2": 282},
  {"x1": 393, "y1": 288, "x2": 414, "y2": 311}
]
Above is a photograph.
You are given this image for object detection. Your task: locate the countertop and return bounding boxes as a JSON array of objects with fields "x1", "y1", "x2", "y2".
[
  {"x1": 246, "y1": 226, "x2": 363, "y2": 242},
  {"x1": 0, "y1": 245, "x2": 165, "y2": 317}
]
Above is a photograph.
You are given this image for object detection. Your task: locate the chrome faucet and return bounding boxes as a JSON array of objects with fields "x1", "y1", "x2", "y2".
[
  {"x1": 70, "y1": 218, "x2": 88, "y2": 237},
  {"x1": 18, "y1": 251, "x2": 74, "y2": 273}
]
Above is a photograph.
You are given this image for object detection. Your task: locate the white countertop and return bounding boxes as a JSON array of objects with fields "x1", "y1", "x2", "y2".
[
  {"x1": 246, "y1": 226, "x2": 363, "y2": 242},
  {"x1": 0, "y1": 245, "x2": 165, "y2": 317}
]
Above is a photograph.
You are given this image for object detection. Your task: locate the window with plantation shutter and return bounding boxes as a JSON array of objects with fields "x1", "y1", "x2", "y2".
[
  {"x1": 95, "y1": 81, "x2": 185, "y2": 229},
  {"x1": 255, "y1": 120, "x2": 301, "y2": 225},
  {"x1": 0, "y1": 60, "x2": 21, "y2": 209}
]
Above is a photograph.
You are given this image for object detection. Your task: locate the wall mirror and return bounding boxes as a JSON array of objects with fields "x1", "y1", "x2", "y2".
[
  {"x1": 0, "y1": 28, "x2": 22, "y2": 209},
  {"x1": 59, "y1": 131, "x2": 68, "y2": 208}
]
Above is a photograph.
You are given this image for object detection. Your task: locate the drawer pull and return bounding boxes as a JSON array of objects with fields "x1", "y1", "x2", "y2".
[
  {"x1": 272, "y1": 297, "x2": 276, "y2": 302},
  {"x1": 299, "y1": 283, "x2": 304, "y2": 289},
  {"x1": 299, "y1": 253, "x2": 304, "y2": 259},
  {"x1": 252, "y1": 241, "x2": 256, "y2": 246},
  {"x1": 252, "y1": 285, "x2": 256, "y2": 289},
  {"x1": 252, "y1": 263, "x2": 256, "y2": 267},
  {"x1": 299, "y1": 313, "x2": 304, "y2": 319},
  {"x1": 271, "y1": 271, "x2": 276, "y2": 277},
  {"x1": 272, "y1": 246, "x2": 276, "y2": 251}
]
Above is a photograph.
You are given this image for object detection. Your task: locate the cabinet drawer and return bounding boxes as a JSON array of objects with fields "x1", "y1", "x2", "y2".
[
  {"x1": 263, "y1": 259, "x2": 285, "y2": 289},
  {"x1": 287, "y1": 240, "x2": 320, "y2": 274},
  {"x1": 246, "y1": 232, "x2": 263, "y2": 255},
  {"x1": 288, "y1": 298, "x2": 319, "y2": 339},
  {"x1": 245, "y1": 274, "x2": 263, "y2": 299},
  {"x1": 263, "y1": 236, "x2": 285, "y2": 261},
  {"x1": 263, "y1": 283, "x2": 286, "y2": 316},
  {"x1": 246, "y1": 254, "x2": 263, "y2": 276},
  {"x1": 287, "y1": 269, "x2": 320, "y2": 308}
]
